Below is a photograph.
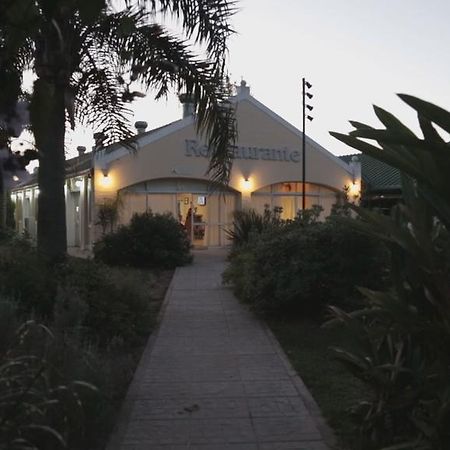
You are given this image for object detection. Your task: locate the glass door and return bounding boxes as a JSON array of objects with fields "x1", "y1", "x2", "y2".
[{"x1": 177, "y1": 193, "x2": 208, "y2": 247}]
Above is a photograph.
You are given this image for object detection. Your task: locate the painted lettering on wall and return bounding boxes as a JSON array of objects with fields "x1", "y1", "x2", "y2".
[{"x1": 185, "y1": 140, "x2": 300, "y2": 163}]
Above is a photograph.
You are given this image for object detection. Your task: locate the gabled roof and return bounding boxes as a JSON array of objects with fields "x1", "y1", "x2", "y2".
[
  {"x1": 232, "y1": 90, "x2": 352, "y2": 172},
  {"x1": 13, "y1": 152, "x2": 93, "y2": 189},
  {"x1": 103, "y1": 120, "x2": 182, "y2": 155},
  {"x1": 99, "y1": 89, "x2": 352, "y2": 175},
  {"x1": 15, "y1": 88, "x2": 353, "y2": 190},
  {"x1": 339, "y1": 153, "x2": 401, "y2": 191}
]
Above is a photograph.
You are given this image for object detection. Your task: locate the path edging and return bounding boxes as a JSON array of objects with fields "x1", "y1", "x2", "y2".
[{"x1": 105, "y1": 266, "x2": 179, "y2": 450}]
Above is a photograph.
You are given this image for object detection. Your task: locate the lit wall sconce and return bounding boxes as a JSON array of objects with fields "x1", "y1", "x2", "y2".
[
  {"x1": 99, "y1": 168, "x2": 112, "y2": 188},
  {"x1": 242, "y1": 177, "x2": 252, "y2": 192}
]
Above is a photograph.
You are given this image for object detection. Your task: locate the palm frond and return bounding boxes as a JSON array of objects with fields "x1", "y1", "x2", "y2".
[
  {"x1": 133, "y1": 0, "x2": 237, "y2": 67},
  {"x1": 118, "y1": 21, "x2": 237, "y2": 183},
  {"x1": 81, "y1": 11, "x2": 236, "y2": 183}
]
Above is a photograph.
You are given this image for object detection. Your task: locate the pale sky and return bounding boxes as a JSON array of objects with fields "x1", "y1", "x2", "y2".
[{"x1": 37, "y1": 0, "x2": 450, "y2": 158}]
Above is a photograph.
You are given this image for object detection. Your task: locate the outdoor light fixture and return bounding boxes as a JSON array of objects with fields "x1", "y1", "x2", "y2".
[
  {"x1": 301, "y1": 77, "x2": 314, "y2": 210},
  {"x1": 74, "y1": 179, "x2": 83, "y2": 189},
  {"x1": 243, "y1": 177, "x2": 251, "y2": 191},
  {"x1": 12, "y1": 175, "x2": 19, "y2": 182},
  {"x1": 99, "y1": 168, "x2": 112, "y2": 188},
  {"x1": 349, "y1": 181, "x2": 361, "y2": 198}
]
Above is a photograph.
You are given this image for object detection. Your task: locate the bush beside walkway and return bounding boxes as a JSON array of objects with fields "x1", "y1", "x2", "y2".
[{"x1": 0, "y1": 236, "x2": 173, "y2": 450}]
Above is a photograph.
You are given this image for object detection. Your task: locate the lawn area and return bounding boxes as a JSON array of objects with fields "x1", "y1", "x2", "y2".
[{"x1": 267, "y1": 317, "x2": 368, "y2": 449}]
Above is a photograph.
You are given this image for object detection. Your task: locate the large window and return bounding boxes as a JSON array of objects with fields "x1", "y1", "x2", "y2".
[
  {"x1": 119, "y1": 178, "x2": 238, "y2": 246},
  {"x1": 251, "y1": 182, "x2": 338, "y2": 219}
]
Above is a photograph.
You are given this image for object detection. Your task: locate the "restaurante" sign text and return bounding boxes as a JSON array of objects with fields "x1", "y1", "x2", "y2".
[{"x1": 185, "y1": 140, "x2": 300, "y2": 163}]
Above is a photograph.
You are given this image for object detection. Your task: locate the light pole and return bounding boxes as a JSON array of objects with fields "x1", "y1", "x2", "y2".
[{"x1": 302, "y1": 77, "x2": 313, "y2": 210}]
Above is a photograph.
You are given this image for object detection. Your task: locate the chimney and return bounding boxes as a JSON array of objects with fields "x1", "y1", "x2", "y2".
[
  {"x1": 135, "y1": 121, "x2": 148, "y2": 134},
  {"x1": 93, "y1": 132, "x2": 105, "y2": 150},
  {"x1": 236, "y1": 79, "x2": 250, "y2": 97},
  {"x1": 77, "y1": 145, "x2": 86, "y2": 157},
  {"x1": 179, "y1": 93, "x2": 195, "y2": 118}
]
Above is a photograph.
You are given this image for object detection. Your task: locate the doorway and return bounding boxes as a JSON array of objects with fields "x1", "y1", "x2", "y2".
[{"x1": 177, "y1": 193, "x2": 208, "y2": 247}]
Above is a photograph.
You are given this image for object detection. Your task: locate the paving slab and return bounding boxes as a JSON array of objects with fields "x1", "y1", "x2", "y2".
[{"x1": 107, "y1": 248, "x2": 334, "y2": 450}]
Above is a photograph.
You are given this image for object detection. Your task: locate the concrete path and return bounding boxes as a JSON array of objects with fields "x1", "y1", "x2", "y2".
[{"x1": 108, "y1": 249, "x2": 333, "y2": 450}]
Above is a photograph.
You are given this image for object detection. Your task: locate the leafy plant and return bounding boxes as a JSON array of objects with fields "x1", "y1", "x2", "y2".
[
  {"x1": 0, "y1": 320, "x2": 92, "y2": 450},
  {"x1": 327, "y1": 96, "x2": 450, "y2": 449},
  {"x1": 96, "y1": 197, "x2": 121, "y2": 236},
  {"x1": 226, "y1": 205, "x2": 295, "y2": 247},
  {"x1": 224, "y1": 206, "x2": 385, "y2": 316},
  {"x1": 94, "y1": 210, "x2": 192, "y2": 269}
]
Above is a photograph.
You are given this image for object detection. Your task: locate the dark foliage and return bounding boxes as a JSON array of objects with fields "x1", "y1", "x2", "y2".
[
  {"x1": 223, "y1": 207, "x2": 387, "y2": 316},
  {"x1": 94, "y1": 211, "x2": 192, "y2": 269},
  {"x1": 0, "y1": 237, "x2": 168, "y2": 449},
  {"x1": 327, "y1": 95, "x2": 450, "y2": 449}
]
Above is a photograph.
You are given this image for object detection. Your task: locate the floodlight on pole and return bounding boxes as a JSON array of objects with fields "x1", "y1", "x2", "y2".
[{"x1": 301, "y1": 77, "x2": 314, "y2": 210}]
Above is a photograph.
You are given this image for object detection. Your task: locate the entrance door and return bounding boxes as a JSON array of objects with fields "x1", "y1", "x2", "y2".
[{"x1": 177, "y1": 193, "x2": 208, "y2": 247}]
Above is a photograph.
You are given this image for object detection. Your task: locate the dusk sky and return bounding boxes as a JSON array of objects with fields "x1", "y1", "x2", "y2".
[{"x1": 66, "y1": 0, "x2": 450, "y2": 157}]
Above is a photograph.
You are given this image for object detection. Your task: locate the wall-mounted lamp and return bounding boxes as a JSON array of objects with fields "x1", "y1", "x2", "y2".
[
  {"x1": 99, "y1": 168, "x2": 112, "y2": 188},
  {"x1": 242, "y1": 177, "x2": 252, "y2": 192}
]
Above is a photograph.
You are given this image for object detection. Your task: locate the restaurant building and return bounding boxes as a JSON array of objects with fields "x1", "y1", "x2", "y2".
[{"x1": 11, "y1": 82, "x2": 361, "y2": 250}]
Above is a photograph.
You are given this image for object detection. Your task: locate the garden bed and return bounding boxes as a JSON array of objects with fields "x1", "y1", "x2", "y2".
[{"x1": 0, "y1": 237, "x2": 174, "y2": 450}]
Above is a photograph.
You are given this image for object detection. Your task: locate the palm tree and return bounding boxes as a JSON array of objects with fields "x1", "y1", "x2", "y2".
[{"x1": 0, "y1": 0, "x2": 237, "y2": 262}]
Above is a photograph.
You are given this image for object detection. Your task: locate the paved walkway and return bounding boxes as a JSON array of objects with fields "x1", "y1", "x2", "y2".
[{"x1": 108, "y1": 249, "x2": 332, "y2": 450}]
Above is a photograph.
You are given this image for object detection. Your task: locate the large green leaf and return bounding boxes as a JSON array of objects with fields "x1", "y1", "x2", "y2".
[
  {"x1": 373, "y1": 105, "x2": 416, "y2": 137},
  {"x1": 399, "y1": 94, "x2": 450, "y2": 135}
]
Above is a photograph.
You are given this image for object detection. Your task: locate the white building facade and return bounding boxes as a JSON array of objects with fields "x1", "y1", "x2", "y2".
[{"x1": 11, "y1": 83, "x2": 361, "y2": 250}]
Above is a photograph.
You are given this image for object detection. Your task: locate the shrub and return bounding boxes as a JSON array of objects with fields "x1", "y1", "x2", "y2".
[
  {"x1": 93, "y1": 211, "x2": 192, "y2": 269},
  {"x1": 0, "y1": 239, "x2": 157, "y2": 347},
  {"x1": 55, "y1": 258, "x2": 155, "y2": 347},
  {"x1": 0, "y1": 233, "x2": 169, "y2": 449},
  {"x1": 0, "y1": 239, "x2": 56, "y2": 317},
  {"x1": 223, "y1": 209, "x2": 386, "y2": 316}
]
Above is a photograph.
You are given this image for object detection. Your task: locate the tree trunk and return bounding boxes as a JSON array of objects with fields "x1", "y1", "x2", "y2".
[
  {"x1": 0, "y1": 166, "x2": 5, "y2": 230},
  {"x1": 32, "y1": 77, "x2": 67, "y2": 263}
]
